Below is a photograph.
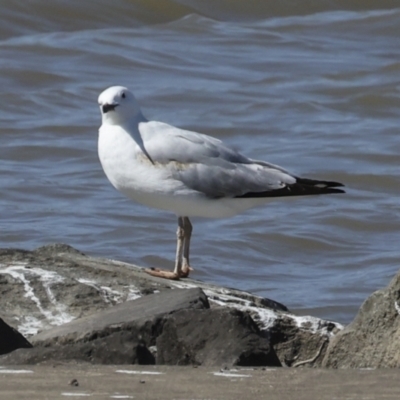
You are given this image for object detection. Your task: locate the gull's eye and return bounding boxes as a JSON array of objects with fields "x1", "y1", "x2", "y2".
[{"x1": 121, "y1": 93, "x2": 126, "y2": 99}]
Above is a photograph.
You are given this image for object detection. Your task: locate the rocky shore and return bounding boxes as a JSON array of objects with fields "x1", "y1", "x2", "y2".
[{"x1": 1, "y1": 244, "x2": 399, "y2": 370}]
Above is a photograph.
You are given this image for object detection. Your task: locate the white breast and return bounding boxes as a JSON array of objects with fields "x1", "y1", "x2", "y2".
[{"x1": 98, "y1": 125, "x2": 193, "y2": 210}]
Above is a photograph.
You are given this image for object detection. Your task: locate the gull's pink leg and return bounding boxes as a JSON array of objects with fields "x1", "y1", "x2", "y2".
[
  {"x1": 180, "y1": 217, "x2": 193, "y2": 278},
  {"x1": 145, "y1": 216, "x2": 186, "y2": 280}
]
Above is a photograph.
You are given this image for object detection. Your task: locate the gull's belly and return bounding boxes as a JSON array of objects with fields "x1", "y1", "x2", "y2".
[
  {"x1": 120, "y1": 183, "x2": 271, "y2": 219},
  {"x1": 104, "y1": 161, "x2": 242, "y2": 218},
  {"x1": 100, "y1": 149, "x2": 268, "y2": 218}
]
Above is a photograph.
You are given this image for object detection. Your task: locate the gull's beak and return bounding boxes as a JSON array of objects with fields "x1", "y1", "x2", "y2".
[{"x1": 101, "y1": 103, "x2": 118, "y2": 114}]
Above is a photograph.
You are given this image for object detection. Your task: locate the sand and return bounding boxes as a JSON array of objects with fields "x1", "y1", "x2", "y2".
[{"x1": 1, "y1": 364, "x2": 400, "y2": 400}]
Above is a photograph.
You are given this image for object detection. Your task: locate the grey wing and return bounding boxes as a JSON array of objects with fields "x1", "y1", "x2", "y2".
[
  {"x1": 139, "y1": 120, "x2": 250, "y2": 164},
  {"x1": 176, "y1": 158, "x2": 295, "y2": 198},
  {"x1": 139, "y1": 120, "x2": 296, "y2": 198}
]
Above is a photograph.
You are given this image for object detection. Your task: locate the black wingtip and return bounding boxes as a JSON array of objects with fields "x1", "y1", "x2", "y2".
[
  {"x1": 294, "y1": 177, "x2": 346, "y2": 195},
  {"x1": 295, "y1": 177, "x2": 345, "y2": 188},
  {"x1": 236, "y1": 177, "x2": 345, "y2": 199}
]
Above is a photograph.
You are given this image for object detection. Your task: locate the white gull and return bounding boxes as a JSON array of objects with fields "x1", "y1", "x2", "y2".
[{"x1": 97, "y1": 86, "x2": 344, "y2": 280}]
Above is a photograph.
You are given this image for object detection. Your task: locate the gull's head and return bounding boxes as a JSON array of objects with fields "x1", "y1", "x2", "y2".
[{"x1": 98, "y1": 86, "x2": 141, "y2": 125}]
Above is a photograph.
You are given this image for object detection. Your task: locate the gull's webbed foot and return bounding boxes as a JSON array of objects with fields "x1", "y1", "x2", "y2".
[{"x1": 144, "y1": 268, "x2": 180, "y2": 280}]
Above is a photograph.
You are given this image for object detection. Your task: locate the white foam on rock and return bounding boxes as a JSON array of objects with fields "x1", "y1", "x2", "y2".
[
  {"x1": 77, "y1": 278, "x2": 123, "y2": 304},
  {"x1": 17, "y1": 315, "x2": 43, "y2": 337},
  {"x1": 205, "y1": 289, "x2": 343, "y2": 335},
  {"x1": 395, "y1": 301, "x2": 400, "y2": 315},
  {"x1": 126, "y1": 286, "x2": 141, "y2": 301},
  {"x1": 0, "y1": 262, "x2": 143, "y2": 336},
  {"x1": 204, "y1": 289, "x2": 278, "y2": 330},
  {"x1": 170, "y1": 281, "x2": 343, "y2": 336},
  {"x1": 294, "y1": 315, "x2": 344, "y2": 335},
  {"x1": 0, "y1": 263, "x2": 75, "y2": 335},
  {"x1": 77, "y1": 278, "x2": 141, "y2": 303}
]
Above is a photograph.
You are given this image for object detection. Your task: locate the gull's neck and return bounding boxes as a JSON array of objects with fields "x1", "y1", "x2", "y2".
[
  {"x1": 102, "y1": 110, "x2": 147, "y2": 128},
  {"x1": 101, "y1": 111, "x2": 149, "y2": 157}
]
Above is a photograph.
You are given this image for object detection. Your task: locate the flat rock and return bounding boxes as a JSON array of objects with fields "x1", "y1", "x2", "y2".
[
  {"x1": 1, "y1": 288, "x2": 208, "y2": 365},
  {"x1": 0, "y1": 318, "x2": 32, "y2": 356},
  {"x1": 322, "y1": 269, "x2": 400, "y2": 368},
  {"x1": 32, "y1": 286, "x2": 209, "y2": 343}
]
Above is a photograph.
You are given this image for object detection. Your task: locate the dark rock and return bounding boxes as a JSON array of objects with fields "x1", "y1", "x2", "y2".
[
  {"x1": 269, "y1": 315, "x2": 337, "y2": 367},
  {"x1": 0, "y1": 318, "x2": 32, "y2": 355},
  {"x1": 156, "y1": 308, "x2": 281, "y2": 367},
  {"x1": 69, "y1": 379, "x2": 79, "y2": 387},
  {"x1": 204, "y1": 290, "x2": 341, "y2": 368},
  {"x1": 1, "y1": 333, "x2": 148, "y2": 365},
  {"x1": 1, "y1": 289, "x2": 281, "y2": 367},
  {"x1": 0, "y1": 288, "x2": 209, "y2": 365},
  {"x1": 31, "y1": 287, "x2": 209, "y2": 343},
  {"x1": 322, "y1": 269, "x2": 400, "y2": 368}
]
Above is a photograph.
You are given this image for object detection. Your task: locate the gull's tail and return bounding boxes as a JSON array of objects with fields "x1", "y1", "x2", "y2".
[{"x1": 236, "y1": 177, "x2": 345, "y2": 198}]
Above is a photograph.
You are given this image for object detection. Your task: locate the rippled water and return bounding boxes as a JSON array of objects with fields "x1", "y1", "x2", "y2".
[{"x1": 1, "y1": 0, "x2": 399, "y2": 324}]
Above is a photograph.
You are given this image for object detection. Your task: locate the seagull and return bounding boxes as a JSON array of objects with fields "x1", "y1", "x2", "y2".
[{"x1": 98, "y1": 86, "x2": 345, "y2": 280}]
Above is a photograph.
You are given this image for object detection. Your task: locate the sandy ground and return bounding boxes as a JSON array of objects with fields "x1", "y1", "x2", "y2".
[{"x1": 1, "y1": 364, "x2": 400, "y2": 400}]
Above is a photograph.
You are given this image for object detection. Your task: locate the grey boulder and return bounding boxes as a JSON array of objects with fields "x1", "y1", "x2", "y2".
[{"x1": 322, "y1": 269, "x2": 400, "y2": 368}]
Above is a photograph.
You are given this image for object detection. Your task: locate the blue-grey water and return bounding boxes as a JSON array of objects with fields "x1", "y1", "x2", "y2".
[{"x1": 1, "y1": 0, "x2": 399, "y2": 324}]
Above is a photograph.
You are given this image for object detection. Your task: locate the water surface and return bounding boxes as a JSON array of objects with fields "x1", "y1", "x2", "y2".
[{"x1": 1, "y1": 0, "x2": 399, "y2": 324}]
